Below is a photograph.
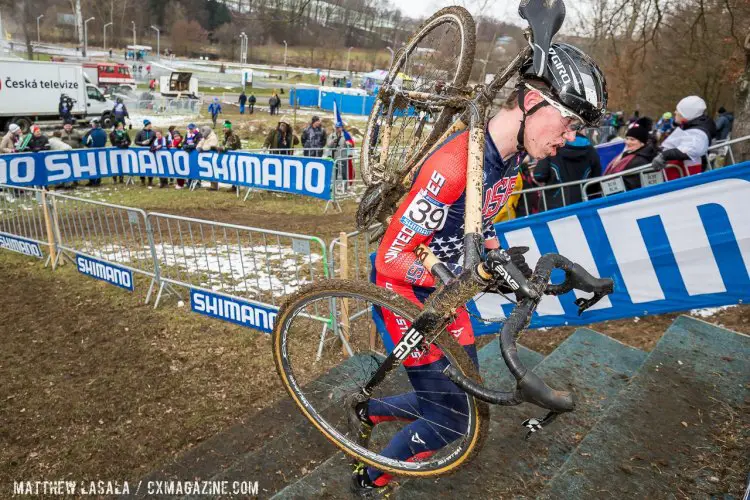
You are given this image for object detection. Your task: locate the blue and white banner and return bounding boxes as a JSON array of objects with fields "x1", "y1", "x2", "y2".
[
  {"x1": 76, "y1": 254, "x2": 134, "y2": 291},
  {"x1": 190, "y1": 288, "x2": 278, "y2": 334},
  {"x1": 469, "y1": 162, "x2": 750, "y2": 332},
  {"x1": 594, "y1": 139, "x2": 625, "y2": 169},
  {"x1": 0, "y1": 148, "x2": 334, "y2": 200},
  {"x1": 0, "y1": 233, "x2": 44, "y2": 259}
]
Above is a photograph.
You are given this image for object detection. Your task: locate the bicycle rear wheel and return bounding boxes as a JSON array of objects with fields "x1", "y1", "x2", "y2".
[
  {"x1": 360, "y1": 6, "x2": 476, "y2": 186},
  {"x1": 272, "y1": 279, "x2": 489, "y2": 478}
]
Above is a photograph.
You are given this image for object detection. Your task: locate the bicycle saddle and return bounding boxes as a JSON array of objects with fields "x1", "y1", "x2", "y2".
[{"x1": 519, "y1": 0, "x2": 566, "y2": 77}]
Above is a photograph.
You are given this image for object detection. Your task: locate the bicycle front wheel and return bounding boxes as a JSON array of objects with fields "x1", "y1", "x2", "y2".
[
  {"x1": 360, "y1": 6, "x2": 476, "y2": 186},
  {"x1": 272, "y1": 279, "x2": 489, "y2": 478}
]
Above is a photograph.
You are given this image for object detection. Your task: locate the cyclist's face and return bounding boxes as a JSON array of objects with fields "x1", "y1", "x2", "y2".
[{"x1": 523, "y1": 96, "x2": 578, "y2": 159}]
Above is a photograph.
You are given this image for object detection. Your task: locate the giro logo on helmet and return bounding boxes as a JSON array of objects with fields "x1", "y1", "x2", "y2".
[{"x1": 548, "y1": 47, "x2": 571, "y2": 85}]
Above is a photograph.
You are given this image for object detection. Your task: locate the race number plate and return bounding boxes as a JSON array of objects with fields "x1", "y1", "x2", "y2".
[{"x1": 601, "y1": 177, "x2": 626, "y2": 196}]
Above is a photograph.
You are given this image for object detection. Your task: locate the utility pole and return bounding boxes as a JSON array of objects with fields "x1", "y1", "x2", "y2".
[
  {"x1": 83, "y1": 17, "x2": 94, "y2": 58},
  {"x1": 131, "y1": 21, "x2": 136, "y2": 47},
  {"x1": 346, "y1": 46, "x2": 353, "y2": 73},
  {"x1": 283, "y1": 40, "x2": 288, "y2": 77},
  {"x1": 481, "y1": 30, "x2": 499, "y2": 84},
  {"x1": 150, "y1": 25, "x2": 160, "y2": 59},
  {"x1": 103, "y1": 22, "x2": 112, "y2": 52},
  {"x1": 74, "y1": 0, "x2": 83, "y2": 50},
  {"x1": 36, "y1": 15, "x2": 43, "y2": 43}
]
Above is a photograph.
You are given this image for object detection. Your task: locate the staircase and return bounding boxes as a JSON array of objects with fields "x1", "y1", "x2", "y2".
[{"x1": 137, "y1": 315, "x2": 750, "y2": 499}]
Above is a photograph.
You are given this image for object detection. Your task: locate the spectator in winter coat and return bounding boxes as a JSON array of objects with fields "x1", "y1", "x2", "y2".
[
  {"x1": 197, "y1": 126, "x2": 220, "y2": 190},
  {"x1": 82, "y1": 119, "x2": 108, "y2": 186},
  {"x1": 301, "y1": 116, "x2": 327, "y2": 157},
  {"x1": 714, "y1": 107, "x2": 734, "y2": 142},
  {"x1": 1, "y1": 124, "x2": 23, "y2": 153},
  {"x1": 221, "y1": 121, "x2": 243, "y2": 192},
  {"x1": 248, "y1": 93, "x2": 256, "y2": 114},
  {"x1": 238, "y1": 92, "x2": 247, "y2": 114},
  {"x1": 268, "y1": 94, "x2": 281, "y2": 115},
  {"x1": 182, "y1": 123, "x2": 202, "y2": 152},
  {"x1": 109, "y1": 122, "x2": 131, "y2": 183},
  {"x1": 28, "y1": 126, "x2": 50, "y2": 152},
  {"x1": 325, "y1": 125, "x2": 351, "y2": 186},
  {"x1": 59, "y1": 120, "x2": 83, "y2": 149},
  {"x1": 150, "y1": 130, "x2": 171, "y2": 188},
  {"x1": 655, "y1": 112, "x2": 675, "y2": 144},
  {"x1": 530, "y1": 133, "x2": 602, "y2": 211},
  {"x1": 263, "y1": 121, "x2": 298, "y2": 155},
  {"x1": 135, "y1": 119, "x2": 156, "y2": 186},
  {"x1": 112, "y1": 97, "x2": 129, "y2": 126},
  {"x1": 208, "y1": 98, "x2": 222, "y2": 128},
  {"x1": 171, "y1": 131, "x2": 187, "y2": 189},
  {"x1": 651, "y1": 96, "x2": 717, "y2": 179},
  {"x1": 603, "y1": 117, "x2": 658, "y2": 191},
  {"x1": 49, "y1": 131, "x2": 73, "y2": 151}
]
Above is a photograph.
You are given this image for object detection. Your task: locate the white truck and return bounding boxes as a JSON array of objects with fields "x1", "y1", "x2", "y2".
[
  {"x1": 0, "y1": 59, "x2": 115, "y2": 131},
  {"x1": 159, "y1": 72, "x2": 200, "y2": 98}
]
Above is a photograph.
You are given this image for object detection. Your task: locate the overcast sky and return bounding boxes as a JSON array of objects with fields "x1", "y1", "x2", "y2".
[{"x1": 398, "y1": 0, "x2": 586, "y2": 33}]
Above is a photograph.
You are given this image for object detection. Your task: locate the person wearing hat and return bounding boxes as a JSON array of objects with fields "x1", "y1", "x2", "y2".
[
  {"x1": 135, "y1": 119, "x2": 156, "y2": 186},
  {"x1": 28, "y1": 125, "x2": 50, "y2": 153},
  {"x1": 109, "y1": 121, "x2": 131, "y2": 184},
  {"x1": 651, "y1": 95, "x2": 717, "y2": 179},
  {"x1": 603, "y1": 116, "x2": 658, "y2": 190},
  {"x1": 247, "y1": 93, "x2": 256, "y2": 114},
  {"x1": 112, "y1": 97, "x2": 130, "y2": 127},
  {"x1": 655, "y1": 111, "x2": 675, "y2": 144},
  {"x1": 301, "y1": 115, "x2": 327, "y2": 157},
  {"x1": 220, "y1": 121, "x2": 243, "y2": 192},
  {"x1": 1, "y1": 123, "x2": 23, "y2": 153},
  {"x1": 182, "y1": 123, "x2": 202, "y2": 152},
  {"x1": 196, "y1": 125, "x2": 220, "y2": 190}
]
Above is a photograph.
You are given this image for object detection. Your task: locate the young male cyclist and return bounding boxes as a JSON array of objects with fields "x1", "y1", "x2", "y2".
[{"x1": 352, "y1": 43, "x2": 608, "y2": 495}]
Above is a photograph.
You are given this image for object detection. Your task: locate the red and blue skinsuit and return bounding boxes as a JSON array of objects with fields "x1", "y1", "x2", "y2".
[{"x1": 366, "y1": 129, "x2": 518, "y2": 485}]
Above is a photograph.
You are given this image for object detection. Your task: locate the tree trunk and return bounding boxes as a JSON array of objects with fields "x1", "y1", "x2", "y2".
[
  {"x1": 74, "y1": 0, "x2": 84, "y2": 49},
  {"x1": 734, "y1": 32, "x2": 750, "y2": 163}
]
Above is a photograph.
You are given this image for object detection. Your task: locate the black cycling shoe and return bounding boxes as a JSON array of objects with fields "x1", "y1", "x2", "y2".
[
  {"x1": 350, "y1": 463, "x2": 392, "y2": 498},
  {"x1": 347, "y1": 394, "x2": 374, "y2": 449}
]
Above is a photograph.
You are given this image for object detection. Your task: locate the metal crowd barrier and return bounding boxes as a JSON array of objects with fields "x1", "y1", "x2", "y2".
[
  {"x1": 47, "y1": 191, "x2": 161, "y2": 303},
  {"x1": 583, "y1": 125, "x2": 618, "y2": 145},
  {"x1": 128, "y1": 98, "x2": 202, "y2": 116},
  {"x1": 321, "y1": 224, "x2": 381, "y2": 360},
  {"x1": 0, "y1": 184, "x2": 56, "y2": 266},
  {"x1": 512, "y1": 134, "x2": 750, "y2": 216},
  {"x1": 146, "y1": 212, "x2": 330, "y2": 313}
]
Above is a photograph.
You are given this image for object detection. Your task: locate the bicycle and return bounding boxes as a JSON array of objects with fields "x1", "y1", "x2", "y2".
[{"x1": 272, "y1": 0, "x2": 614, "y2": 480}]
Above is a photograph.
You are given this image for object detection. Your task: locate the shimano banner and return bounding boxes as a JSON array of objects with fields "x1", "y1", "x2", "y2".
[
  {"x1": 190, "y1": 289, "x2": 278, "y2": 334},
  {"x1": 469, "y1": 162, "x2": 750, "y2": 332},
  {"x1": 0, "y1": 148, "x2": 334, "y2": 200}
]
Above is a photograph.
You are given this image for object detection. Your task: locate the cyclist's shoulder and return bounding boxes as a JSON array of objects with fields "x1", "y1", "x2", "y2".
[{"x1": 421, "y1": 129, "x2": 470, "y2": 173}]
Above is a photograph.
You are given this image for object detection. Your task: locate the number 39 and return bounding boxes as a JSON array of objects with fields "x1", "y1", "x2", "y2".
[{"x1": 408, "y1": 199, "x2": 446, "y2": 230}]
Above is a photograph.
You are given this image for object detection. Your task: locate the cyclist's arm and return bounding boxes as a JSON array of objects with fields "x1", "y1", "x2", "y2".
[{"x1": 375, "y1": 145, "x2": 467, "y2": 288}]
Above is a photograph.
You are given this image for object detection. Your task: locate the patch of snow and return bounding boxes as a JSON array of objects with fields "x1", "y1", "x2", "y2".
[{"x1": 689, "y1": 305, "x2": 736, "y2": 318}]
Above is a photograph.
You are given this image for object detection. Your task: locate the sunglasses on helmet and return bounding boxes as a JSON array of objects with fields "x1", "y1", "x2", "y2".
[{"x1": 524, "y1": 83, "x2": 586, "y2": 132}]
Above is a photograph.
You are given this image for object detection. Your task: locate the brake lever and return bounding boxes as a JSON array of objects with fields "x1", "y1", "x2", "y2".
[
  {"x1": 484, "y1": 249, "x2": 539, "y2": 300},
  {"x1": 575, "y1": 293, "x2": 606, "y2": 316}
]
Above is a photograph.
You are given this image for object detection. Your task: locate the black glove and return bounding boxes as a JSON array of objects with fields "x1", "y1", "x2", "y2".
[
  {"x1": 650, "y1": 154, "x2": 667, "y2": 171},
  {"x1": 507, "y1": 246, "x2": 532, "y2": 279}
]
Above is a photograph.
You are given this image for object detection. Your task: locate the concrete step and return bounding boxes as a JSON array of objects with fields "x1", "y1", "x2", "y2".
[
  {"x1": 271, "y1": 342, "x2": 544, "y2": 499},
  {"x1": 391, "y1": 328, "x2": 647, "y2": 499},
  {"x1": 541, "y1": 315, "x2": 750, "y2": 499}
]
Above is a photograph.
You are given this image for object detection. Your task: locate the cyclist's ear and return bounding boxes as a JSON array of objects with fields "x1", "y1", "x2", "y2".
[{"x1": 522, "y1": 89, "x2": 544, "y2": 112}]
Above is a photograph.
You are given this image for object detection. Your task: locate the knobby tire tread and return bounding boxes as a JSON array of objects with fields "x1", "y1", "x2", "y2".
[{"x1": 272, "y1": 278, "x2": 489, "y2": 479}]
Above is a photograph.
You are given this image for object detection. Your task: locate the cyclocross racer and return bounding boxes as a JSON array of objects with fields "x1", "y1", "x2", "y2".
[{"x1": 352, "y1": 43, "x2": 608, "y2": 495}]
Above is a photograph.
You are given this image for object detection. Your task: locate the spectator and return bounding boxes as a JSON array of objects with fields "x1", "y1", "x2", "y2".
[
  {"x1": 135, "y1": 119, "x2": 156, "y2": 186},
  {"x1": 27, "y1": 125, "x2": 50, "y2": 152},
  {"x1": 263, "y1": 121, "x2": 298, "y2": 155},
  {"x1": 196, "y1": 125, "x2": 220, "y2": 190},
  {"x1": 182, "y1": 123, "x2": 202, "y2": 152},
  {"x1": 208, "y1": 98, "x2": 223, "y2": 128},
  {"x1": 151, "y1": 130, "x2": 171, "y2": 189},
  {"x1": 715, "y1": 107, "x2": 734, "y2": 142},
  {"x1": 82, "y1": 119, "x2": 108, "y2": 186},
  {"x1": 221, "y1": 121, "x2": 242, "y2": 192},
  {"x1": 112, "y1": 97, "x2": 129, "y2": 127},
  {"x1": 238, "y1": 91, "x2": 247, "y2": 115},
  {"x1": 247, "y1": 93, "x2": 256, "y2": 114},
  {"x1": 109, "y1": 122, "x2": 131, "y2": 184},
  {"x1": 166, "y1": 125, "x2": 176, "y2": 144},
  {"x1": 628, "y1": 110, "x2": 640, "y2": 126},
  {"x1": 146, "y1": 64, "x2": 152, "y2": 76},
  {"x1": 652, "y1": 96, "x2": 717, "y2": 179},
  {"x1": 301, "y1": 116, "x2": 327, "y2": 157},
  {"x1": 325, "y1": 125, "x2": 351, "y2": 188},
  {"x1": 1, "y1": 124, "x2": 23, "y2": 153},
  {"x1": 149, "y1": 79, "x2": 156, "y2": 91},
  {"x1": 171, "y1": 131, "x2": 187, "y2": 189},
  {"x1": 49, "y1": 131, "x2": 73, "y2": 151},
  {"x1": 655, "y1": 112, "x2": 675, "y2": 144},
  {"x1": 57, "y1": 120, "x2": 84, "y2": 188},
  {"x1": 268, "y1": 93, "x2": 281, "y2": 115},
  {"x1": 603, "y1": 117, "x2": 657, "y2": 191},
  {"x1": 530, "y1": 133, "x2": 601, "y2": 210}
]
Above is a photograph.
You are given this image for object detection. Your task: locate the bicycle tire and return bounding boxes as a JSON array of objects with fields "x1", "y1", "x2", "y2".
[
  {"x1": 272, "y1": 279, "x2": 489, "y2": 478},
  {"x1": 360, "y1": 6, "x2": 476, "y2": 186}
]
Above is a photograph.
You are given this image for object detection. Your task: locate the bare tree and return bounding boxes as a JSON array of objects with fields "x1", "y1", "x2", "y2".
[{"x1": 734, "y1": 32, "x2": 750, "y2": 161}]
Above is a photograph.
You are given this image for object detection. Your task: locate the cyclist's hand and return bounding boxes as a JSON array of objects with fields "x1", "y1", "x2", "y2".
[{"x1": 507, "y1": 246, "x2": 532, "y2": 279}]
